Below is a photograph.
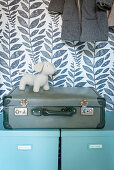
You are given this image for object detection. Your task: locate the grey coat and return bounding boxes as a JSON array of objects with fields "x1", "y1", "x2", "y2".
[{"x1": 48, "y1": 0, "x2": 112, "y2": 42}]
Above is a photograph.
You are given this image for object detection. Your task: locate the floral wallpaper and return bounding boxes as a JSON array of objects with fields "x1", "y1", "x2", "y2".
[{"x1": 0, "y1": 0, "x2": 114, "y2": 115}]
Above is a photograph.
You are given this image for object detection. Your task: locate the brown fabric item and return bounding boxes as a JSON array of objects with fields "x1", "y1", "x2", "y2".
[
  {"x1": 107, "y1": 11, "x2": 110, "y2": 18},
  {"x1": 108, "y1": 2, "x2": 114, "y2": 26}
]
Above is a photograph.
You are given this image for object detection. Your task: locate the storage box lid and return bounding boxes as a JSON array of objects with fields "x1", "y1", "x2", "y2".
[
  {"x1": 61, "y1": 130, "x2": 114, "y2": 137},
  {"x1": 3, "y1": 86, "x2": 105, "y2": 107},
  {"x1": 0, "y1": 129, "x2": 60, "y2": 137}
]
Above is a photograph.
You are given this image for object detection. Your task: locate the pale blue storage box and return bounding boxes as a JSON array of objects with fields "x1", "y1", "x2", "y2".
[
  {"x1": 0, "y1": 130, "x2": 59, "y2": 170},
  {"x1": 61, "y1": 111, "x2": 114, "y2": 170}
]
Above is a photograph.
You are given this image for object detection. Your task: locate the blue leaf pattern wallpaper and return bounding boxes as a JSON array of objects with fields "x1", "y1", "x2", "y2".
[{"x1": 0, "y1": 0, "x2": 114, "y2": 113}]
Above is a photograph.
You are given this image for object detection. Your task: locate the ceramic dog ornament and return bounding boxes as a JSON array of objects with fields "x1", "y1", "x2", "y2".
[{"x1": 19, "y1": 62, "x2": 56, "y2": 92}]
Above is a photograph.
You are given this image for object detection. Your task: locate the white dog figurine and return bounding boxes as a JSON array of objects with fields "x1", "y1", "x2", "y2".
[{"x1": 19, "y1": 62, "x2": 56, "y2": 92}]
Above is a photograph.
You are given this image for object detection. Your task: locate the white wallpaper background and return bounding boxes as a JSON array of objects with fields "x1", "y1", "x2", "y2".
[{"x1": 0, "y1": 0, "x2": 114, "y2": 113}]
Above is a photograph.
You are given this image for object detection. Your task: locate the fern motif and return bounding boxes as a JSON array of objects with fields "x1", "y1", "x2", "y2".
[
  {"x1": 0, "y1": 84, "x2": 5, "y2": 113},
  {"x1": 50, "y1": 14, "x2": 60, "y2": 27},
  {"x1": 42, "y1": 0, "x2": 49, "y2": 9},
  {"x1": 108, "y1": 31, "x2": 114, "y2": 55},
  {"x1": 43, "y1": 0, "x2": 60, "y2": 27},
  {"x1": 95, "y1": 42, "x2": 110, "y2": 94},
  {"x1": 0, "y1": 84, "x2": 5, "y2": 96},
  {"x1": 83, "y1": 42, "x2": 110, "y2": 95},
  {"x1": 104, "y1": 62, "x2": 114, "y2": 111},
  {"x1": 0, "y1": 23, "x2": 25, "y2": 91},
  {"x1": 66, "y1": 41, "x2": 86, "y2": 87},
  {"x1": 28, "y1": 62, "x2": 37, "y2": 74},
  {"x1": 41, "y1": 22, "x2": 68, "y2": 87},
  {"x1": 66, "y1": 62, "x2": 76, "y2": 87},
  {"x1": 0, "y1": 10, "x2": 2, "y2": 43},
  {"x1": 0, "y1": 0, "x2": 21, "y2": 28},
  {"x1": 17, "y1": 0, "x2": 45, "y2": 65}
]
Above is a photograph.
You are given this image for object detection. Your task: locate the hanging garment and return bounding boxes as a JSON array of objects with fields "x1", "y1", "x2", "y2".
[
  {"x1": 80, "y1": 0, "x2": 112, "y2": 41},
  {"x1": 48, "y1": 0, "x2": 113, "y2": 42},
  {"x1": 48, "y1": 0, "x2": 80, "y2": 41}
]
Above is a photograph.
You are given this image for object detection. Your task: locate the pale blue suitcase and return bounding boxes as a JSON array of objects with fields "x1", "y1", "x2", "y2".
[
  {"x1": 61, "y1": 111, "x2": 114, "y2": 170},
  {"x1": 0, "y1": 130, "x2": 59, "y2": 170}
]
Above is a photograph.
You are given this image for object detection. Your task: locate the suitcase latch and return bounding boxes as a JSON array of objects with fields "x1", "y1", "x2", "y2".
[
  {"x1": 14, "y1": 99, "x2": 29, "y2": 116},
  {"x1": 80, "y1": 99, "x2": 94, "y2": 116},
  {"x1": 20, "y1": 99, "x2": 29, "y2": 107}
]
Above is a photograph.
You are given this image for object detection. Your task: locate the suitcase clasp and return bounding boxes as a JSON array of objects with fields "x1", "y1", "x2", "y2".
[
  {"x1": 20, "y1": 99, "x2": 29, "y2": 107},
  {"x1": 81, "y1": 99, "x2": 94, "y2": 116},
  {"x1": 81, "y1": 99, "x2": 88, "y2": 107}
]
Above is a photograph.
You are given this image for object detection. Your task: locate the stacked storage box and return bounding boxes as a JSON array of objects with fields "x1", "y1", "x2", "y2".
[
  {"x1": 61, "y1": 112, "x2": 114, "y2": 170},
  {"x1": 0, "y1": 129, "x2": 59, "y2": 170}
]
